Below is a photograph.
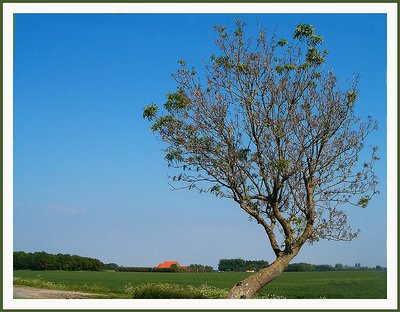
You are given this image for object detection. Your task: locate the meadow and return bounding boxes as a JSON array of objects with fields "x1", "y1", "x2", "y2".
[{"x1": 14, "y1": 270, "x2": 386, "y2": 299}]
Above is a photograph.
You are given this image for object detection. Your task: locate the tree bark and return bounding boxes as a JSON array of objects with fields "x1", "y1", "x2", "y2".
[{"x1": 227, "y1": 249, "x2": 299, "y2": 299}]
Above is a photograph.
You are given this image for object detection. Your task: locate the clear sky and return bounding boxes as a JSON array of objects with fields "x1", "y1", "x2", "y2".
[{"x1": 13, "y1": 13, "x2": 387, "y2": 269}]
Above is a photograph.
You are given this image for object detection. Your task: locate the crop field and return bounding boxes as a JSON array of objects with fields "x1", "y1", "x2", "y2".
[{"x1": 14, "y1": 270, "x2": 386, "y2": 299}]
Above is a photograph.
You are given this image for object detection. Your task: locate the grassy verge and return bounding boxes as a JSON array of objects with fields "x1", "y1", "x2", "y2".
[
  {"x1": 13, "y1": 277, "x2": 231, "y2": 299},
  {"x1": 13, "y1": 277, "x2": 284, "y2": 299},
  {"x1": 13, "y1": 277, "x2": 126, "y2": 298},
  {"x1": 126, "y1": 283, "x2": 228, "y2": 299}
]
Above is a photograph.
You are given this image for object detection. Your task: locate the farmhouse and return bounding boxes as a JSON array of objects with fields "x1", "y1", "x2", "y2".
[{"x1": 155, "y1": 261, "x2": 188, "y2": 269}]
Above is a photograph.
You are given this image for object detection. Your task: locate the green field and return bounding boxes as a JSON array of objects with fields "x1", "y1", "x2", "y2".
[{"x1": 14, "y1": 270, "x2": 386, "y2": 299}]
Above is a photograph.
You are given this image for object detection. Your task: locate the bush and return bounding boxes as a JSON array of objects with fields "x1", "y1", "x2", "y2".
[{"x1": 124, "y1": 283, "x2": 228, "y2": 299}]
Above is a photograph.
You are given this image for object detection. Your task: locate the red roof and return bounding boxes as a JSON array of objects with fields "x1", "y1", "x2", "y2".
[{"x1": 156, "y1": 261, "x2": 181, "y2": 269}]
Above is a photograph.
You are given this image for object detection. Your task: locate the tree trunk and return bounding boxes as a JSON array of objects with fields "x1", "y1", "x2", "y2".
[{"x1": 227, "y1": 249, "x2": 299, "y2": 299}]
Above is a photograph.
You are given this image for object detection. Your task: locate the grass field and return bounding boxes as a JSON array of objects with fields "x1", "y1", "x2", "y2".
[{"x1": 14, "y1": 270, "x2": 387, "y2": 299}]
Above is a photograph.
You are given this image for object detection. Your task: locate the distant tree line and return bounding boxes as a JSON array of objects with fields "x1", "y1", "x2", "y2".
[
  {"x1": 218, "y1": 259, "x2": 269, "y2": 272},
  {"x1": 217, "y1": 259, "x2": 386, "y2": 272},
  {"x1": 13, "y1": 251, "x2": 105, "y2": 271},
  {"x1": 285, "y1": 262, "x2": 387, "y2": 272},
  {"x1": 15, "y1": 251, "x2": 385, "y2": 273},
  {"x1": 187, "y1": 264, "x2": 213, "y2": 273},
  {"x1": 117, "y1": 264, "x2": 213, "y2": 273},
  {"x1": 117, "y1": 267, "x2": 175, "y2": 273},
  {"x1": 104, "y1": 263, "x2": 119, "y2": 271}
]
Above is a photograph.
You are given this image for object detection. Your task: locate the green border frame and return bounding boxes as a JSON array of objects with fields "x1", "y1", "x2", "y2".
[{"x1": 1, "y1": 1, "x2": 398, "y2": 311}]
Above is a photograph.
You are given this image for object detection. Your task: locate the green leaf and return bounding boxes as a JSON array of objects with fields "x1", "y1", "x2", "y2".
[
  {"x1": 213, "y1": 24, "x2": 227, "y2": 33},
  {"x1": 277, "y1": 39, "x2": 288, "y2": 46},
  {"x1": 283, "y1": 64, "x2": 296, "y2": 71},
  {"x1": 214, "y1": 56, "x2": 231, "y2": 69},
  {"x1": 234, "y1": 29, "x2": 243, "y2": 37},
  {"x1": 306, "y1": 47, "x2": 325, "y2": 65},
  {"x1": 237, "y1": 148, "x2": 251, "y2": 161},
  {"x1": 177, "y1": 59, "x2": 186, "y2": 66},
  {"x1": 151, "y1": 116, "x2": 174, "y2": 132},
  {"x1": 293, "y1": 24, "x2": 323, "y2": 46},
  {"x1": 164, "y1": 88, "x2": 190, "y2": 111},
  {"x1": 346, "y1": 91, "x2": 358, "y2": 107},
  {"x1": 165, "y1": 149, "x2": 183, "y2": 162},
  {"x1": 274, "y1": 159, "x2": 290, "y2": 171},
  {"x1": 357, "y1": 196, "x2": 370, "y2": 208},
  {"x1": 143, "y1": 104, "x2": 158, "y2": 121},
  {"x1": 210, "y1": 185, "x2": 221, "y2": 194},
  {"x1": 237, "y1": 63, "x2": 249, "y2": 72},
  {"x1": 275, "y1": 65, "x2": 284, "y2": 74},
  {"x1": 293, "y1": 24, "x2": 315, "y2": 40}
]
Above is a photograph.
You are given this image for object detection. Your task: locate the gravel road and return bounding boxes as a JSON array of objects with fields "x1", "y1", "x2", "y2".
[{"x1": 13, "y1": 286, "x2": 102, "y2": 299}]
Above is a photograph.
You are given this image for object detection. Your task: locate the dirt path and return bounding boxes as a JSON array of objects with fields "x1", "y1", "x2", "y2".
[{"x1": 13, "y1": 285, "x2": 103, "y2": 299}]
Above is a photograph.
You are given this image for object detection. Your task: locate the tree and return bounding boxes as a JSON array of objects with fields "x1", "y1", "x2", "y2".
[
  {"x1": 218, "y1": 259, "x2": 268, "y2": 272},
  {"x1": 285, "y1": 262, "x2": 315, "y2": 272},
  {"x1": 188, "y1": 264, "x2": 213, "y2": 273},
  {"x1": 314, "y1": 264, "x2": 333, "y2": 271},
  {"x1": 245, "y1": 260, "x2": 269, "y2": 271},
  {"x1": 143, "y1": 21, "x2": 378, "y2": 298},
  {"x1": 169, "y1": 263, "x2": 177, "y2": 272},
  {"x1": 105, "y1": 263, "x2": 119, "y2": 271}
]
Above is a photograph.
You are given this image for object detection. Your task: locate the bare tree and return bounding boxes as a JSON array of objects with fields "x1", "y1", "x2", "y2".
[{"x1": 143, "y1": 21, "x2": 378, "y2": 299}]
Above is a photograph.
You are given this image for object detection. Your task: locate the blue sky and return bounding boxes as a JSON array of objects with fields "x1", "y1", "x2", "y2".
[{"x1": 13, "y1": 13, "x2": 387, "y2": 269}]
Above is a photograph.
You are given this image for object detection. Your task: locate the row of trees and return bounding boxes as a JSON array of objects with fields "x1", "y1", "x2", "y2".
[
  {"x1": 217, "y1": 259, "x2": 386, "y2": 272},
  {"x1": 117, "y1": 266, "x2": 175, "y2": 273},
  {"x1": 13, "y1": 251, "x2": 105, "y2": 271},
  {"x1": 284, "y1": 262, "x2": 385, "y2": 272},
  {"x1": 186, "y1": 264, "x2": 213, "y2": 273},
  {"x1": 115, "y1": 264, "x2": 213, "y2": 273},
  {"x1": 218, "y1": 259, "x2": 269, "y2": 272}
]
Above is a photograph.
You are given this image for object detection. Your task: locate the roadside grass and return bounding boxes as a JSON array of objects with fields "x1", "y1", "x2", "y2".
[
  {"x1": 126, "y1": 283, "x2": 228, "y2": 299},
  {"x1": 13, "y1": 270, "x2": 386, "y2": 299},
  {"x1": 13, "y1": 277, "x2": 125, "y2": 298}
]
